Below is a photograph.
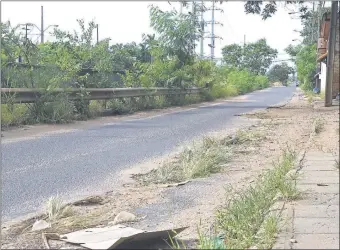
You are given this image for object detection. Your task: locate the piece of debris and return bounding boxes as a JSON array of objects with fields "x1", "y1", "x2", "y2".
[
  {"x1": 60, "y1": 224, "x2": 187, "y2": 249},
  {"x1": 31, "y1": 219, "x2": 51, "y2": 232},
  {"x1": 72, "y1": 196, "x2": 105, "y2": 206},
  {"x1": 317, "y1": 183, "x2": 329, "y2": 186},
  {"x1": 290, "y1": 238, "x2": 297, "y2": 243},
  {"x1": 161, "y1": 180, "x2": 191, "y2": 188},
  {"x1": 111, "y1": 211, "x2": 137, "y2": 225},
  {"x1": 42, "y1": 233, "x2": 60, "y2": 249}
]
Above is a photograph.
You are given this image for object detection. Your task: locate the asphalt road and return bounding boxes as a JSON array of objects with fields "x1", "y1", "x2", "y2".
[{"x1": 1, "y1": 86, "x2": 295, "y2": 221}]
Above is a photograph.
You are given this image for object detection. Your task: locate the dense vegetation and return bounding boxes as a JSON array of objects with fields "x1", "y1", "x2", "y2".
[
  {"x1": 244, "y1": 1, "x2": 328, "y2": 92},
  {"x1": 1, "y1": 4, "x2": 272, "y2": 128},
  {"x1": 267, "y1": 62, "x2": 294, "y2": 86}
]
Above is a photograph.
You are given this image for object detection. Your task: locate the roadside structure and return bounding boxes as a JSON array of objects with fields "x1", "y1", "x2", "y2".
[{"x1": 317, "y1": 8, "x2": 340, "y2": 98}]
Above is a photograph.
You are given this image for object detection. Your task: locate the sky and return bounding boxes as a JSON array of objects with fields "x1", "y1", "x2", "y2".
[{"x1": 1, "y1": 1, "x2": 303, "y2": 63}]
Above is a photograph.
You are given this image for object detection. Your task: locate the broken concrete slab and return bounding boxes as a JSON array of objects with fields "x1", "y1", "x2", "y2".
[{"x1": 60, "y1": 224, "x2": 187, "y2": 249}]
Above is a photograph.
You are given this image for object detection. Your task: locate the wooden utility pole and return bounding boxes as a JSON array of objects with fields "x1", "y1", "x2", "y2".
[{"x1": 325, "y1": 1, "x2": 338, "y2": 107}]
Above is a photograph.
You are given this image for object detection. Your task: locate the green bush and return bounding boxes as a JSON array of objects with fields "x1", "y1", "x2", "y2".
[
  {"x1": 1, "y1": 104, "x2": 29, "y2": 128},
  {"x1": 28, "y1": 93, "x2": 76, "y2": 124},
  {"x1": 88, "y1": 100, "x2": 104, "y2": 118},
  {"x1": 211, "y1": 83, "x2": 239, "y2": 98}
]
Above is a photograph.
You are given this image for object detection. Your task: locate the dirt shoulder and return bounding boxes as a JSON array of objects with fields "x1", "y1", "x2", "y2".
[{"x1": 2, "y1": 89, "x2": 337, "y2": 249}]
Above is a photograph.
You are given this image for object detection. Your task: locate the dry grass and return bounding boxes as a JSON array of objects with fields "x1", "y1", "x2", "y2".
[
  {"x1": 133, "y1": 130, "x2": 263, "y2": 185},
  {"x1": 312, "y1": 118, "x2": 324, "y2": 134},
  {"x1": 45, "y1": 196, "x2": 74, "y2": 222}
]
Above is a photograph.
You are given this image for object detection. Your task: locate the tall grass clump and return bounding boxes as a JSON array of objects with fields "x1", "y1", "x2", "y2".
[{"x1": 198, "y1": 149, "x2": 297, "y2": 249}]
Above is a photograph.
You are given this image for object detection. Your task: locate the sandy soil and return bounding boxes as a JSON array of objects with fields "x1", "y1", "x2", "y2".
[{"x1": 1, "y1": 89, "x2": 338, "y2": 249}]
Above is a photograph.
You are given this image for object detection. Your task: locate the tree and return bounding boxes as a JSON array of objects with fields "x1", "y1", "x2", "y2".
[
  {"x1": 295, "y1": 44, "x2": 317, "y2": 90},
  {"x1": 221, "y1": 38, "x2": 278, "y2": 75},
  {"x1": 285, "y1": 44, "x2": 303, "y2": 58},
  {"x1": 298, "y1": 7, "x2": 330, "y2": 45},
  {"x1": 243, "y1": 1, "x2": 312, "y2": 20},
  {"x1": 267, "y1": 62, "x2": 294, "y2": 85},
  {"x1": 149, "y1": 5, "x2": 200, "y2": 66},
  {"x1": 221, "y1": 44, "x2": 243, "y2": 69}
]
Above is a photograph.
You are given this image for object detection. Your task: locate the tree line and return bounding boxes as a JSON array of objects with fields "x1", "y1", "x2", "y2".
[{"x1": 3, "y1": 2, "x2": 302, "y2": 127}]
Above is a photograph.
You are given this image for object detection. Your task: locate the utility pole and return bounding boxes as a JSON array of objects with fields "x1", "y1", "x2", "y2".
[
  {"x1": 211, "y1": 0, "x2": 215, "y2": 60},
  {"x1": 243, "y1": 34, "x2": 246, "y2": 49},
  {"x1": 325, "y1": 1, "x2": 338, "y2": 107},
  {"x1": 205, "y1": 1, "x2": 223, "y2": 61},
  {"x1": 21, "y1": 23, "x2": 31, "y2": 44},
  {"x1": 200, "y1": 0, "x2": 204, "y2": 58},
  {"x1": 96, "y1": 24, "x2": 99, "y2": 44},
  {"x1": 41, "y1": 6, "x2": 44, "y2": 43}
]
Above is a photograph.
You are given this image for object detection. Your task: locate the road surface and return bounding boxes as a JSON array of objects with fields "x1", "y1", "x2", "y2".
[{"x1": 2, "y1": 86, "x2": 295, "y2": 221}]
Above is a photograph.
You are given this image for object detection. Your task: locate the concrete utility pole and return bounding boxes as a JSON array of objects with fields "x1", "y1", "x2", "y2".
[
  {"x1": 96, "y1": 24, "x2": 99, "y2": 44},
  {"x1": 41, "y1": 6, "x2": 44, "y2": 43},
  {"x1": 211, "y1": 0, "x2": 215, "y2": 60},
  {"x1": 325, "y1": 1, "x2": 338, "y2": 107},
  {"x1": 200, "y1": 0, "x2": 204, "y2": 58}
]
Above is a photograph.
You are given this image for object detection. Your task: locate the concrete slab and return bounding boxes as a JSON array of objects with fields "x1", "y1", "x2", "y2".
[
  {"x1": 294, "y1": 205, "x2": 339, "y2": 218},
  {"x1": 305, "y1": 152, "x2": 337, "y2": 159},
  {"x1": 294, "y1": 217, "x2": 339, "y2": 234},
  {"x1": 292, "y1": 234, "x2": 339, "y2": 249},
  {"x1": 298, "y1": 193, "x2": 339, "y2": 206},
  {"x1": 304, "y1": 156, "x2": 337, "y2": 161},
  {"x1": 299, "y1": 176, "x2": 339, "y2": 184},
  {"x1": 299, "y1": 170, "x2": 339, "y2": 177},
  {"x1": 302, "y1": 160, "x2": 337, "y2": 171},
  {"x1": 297, "y1": 183, "x2": 339, "y2": 194},
  {"x1": 303, "y1": 162, "x2": 338, "y2": 171}
]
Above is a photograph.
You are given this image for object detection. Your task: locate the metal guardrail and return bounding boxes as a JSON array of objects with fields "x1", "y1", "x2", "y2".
[{"x1": 0, "y1": 87, "x2": 203, "y2": 104}]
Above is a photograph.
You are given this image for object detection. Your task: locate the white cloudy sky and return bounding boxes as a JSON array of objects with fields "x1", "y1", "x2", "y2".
[{"x1": 2, "y1": 1, "x2": 303, "y2": 61}]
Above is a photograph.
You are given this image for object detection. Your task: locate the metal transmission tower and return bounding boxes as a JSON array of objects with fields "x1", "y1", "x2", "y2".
[
  {"x1": 184, "y1": 1, "x2": 208, "y2": 58},
  {"x1": 205, "y1": 1, "x2": 224, "y2": 60}
]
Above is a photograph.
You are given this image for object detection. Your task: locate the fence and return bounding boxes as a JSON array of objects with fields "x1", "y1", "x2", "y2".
[{"x1": 0, "y1": 87, "x2": 203, "y2": 104}]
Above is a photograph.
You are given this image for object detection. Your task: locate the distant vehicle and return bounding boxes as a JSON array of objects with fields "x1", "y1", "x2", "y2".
[{"x1": 295, "y1": 82, "x2": 299, "y2": 87}]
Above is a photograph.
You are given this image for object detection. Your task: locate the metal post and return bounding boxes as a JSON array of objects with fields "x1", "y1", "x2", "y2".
[
  {"x1": 41, "y1": 6, "x2": 44, "y2": 43},
  {"x1": 325, "y1": 1, "x2": 338, "y2": 107},
  {"x1": 211, "y1": 0, "x2": 215, "y2": 60}
]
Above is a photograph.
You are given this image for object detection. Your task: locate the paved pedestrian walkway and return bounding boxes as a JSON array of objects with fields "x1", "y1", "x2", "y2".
[{"x1": 275, "y1": 151, "x2": 339, "y2": 249}]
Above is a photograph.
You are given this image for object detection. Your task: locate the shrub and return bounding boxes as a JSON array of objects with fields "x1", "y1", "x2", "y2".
[
  {"x1": 1, "y1": 103, "x2": 29, "y2": 128},
  {"x1": 28, "y1": 93, "x2": 76, "y2": 124}
]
